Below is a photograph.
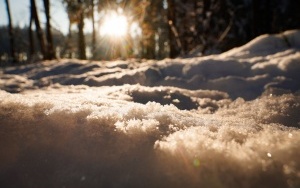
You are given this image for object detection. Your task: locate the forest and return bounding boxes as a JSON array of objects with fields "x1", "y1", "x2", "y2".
[{"x1": 1, "y1": 0, "x2": 300, "y2": 64}]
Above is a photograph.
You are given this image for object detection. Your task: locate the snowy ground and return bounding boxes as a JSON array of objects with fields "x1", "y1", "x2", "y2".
[{"x1": 0, "y1": 30, "x2": 300, "y2": 188}]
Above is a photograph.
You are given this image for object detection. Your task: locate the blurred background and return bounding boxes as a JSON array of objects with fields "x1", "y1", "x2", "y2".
[{"x1": 1, "y1": 0, "x2": 300, "y2": 63}]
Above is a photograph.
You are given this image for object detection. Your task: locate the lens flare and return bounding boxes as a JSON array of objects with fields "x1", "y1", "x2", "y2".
[
  {"x1": 100, "y1": 11, "x2": 128, "y2": 37},
  {"x1": 193, "y1": 158, "x2": 200, "y2": 168}
]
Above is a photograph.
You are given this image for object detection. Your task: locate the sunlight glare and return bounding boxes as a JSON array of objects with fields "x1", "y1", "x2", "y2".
[{"x1": 100, "y1": 11, "x2": 128, "y2": 37}]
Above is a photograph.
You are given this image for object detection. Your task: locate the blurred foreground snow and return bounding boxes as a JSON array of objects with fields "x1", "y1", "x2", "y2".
[{"x1": 0, "y1": 30, "x2": 300, "y2": 188}]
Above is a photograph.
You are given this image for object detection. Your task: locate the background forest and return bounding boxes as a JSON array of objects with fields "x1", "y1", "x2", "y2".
[{"x1": 1, "y1": 0, "x2": 300, "y2": 64}]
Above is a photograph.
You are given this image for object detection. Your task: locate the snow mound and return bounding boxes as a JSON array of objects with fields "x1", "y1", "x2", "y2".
[
  {"x1": 0, "y1": 30, "x2": 300, "y2": 187},
  {"x1": 222, "y1": 30, "x2": 300, "y2": 58},
  {"x1": 0, "y1": 89, "x2": 299, "y2": 188},
  {"x1": 2, "y1": 30, "x2": 300, "y2": 99}
]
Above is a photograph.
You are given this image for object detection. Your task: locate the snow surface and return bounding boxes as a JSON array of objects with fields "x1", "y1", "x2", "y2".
[{"x1": 0, "y1": 30, "x2": 300, "y2": 188}]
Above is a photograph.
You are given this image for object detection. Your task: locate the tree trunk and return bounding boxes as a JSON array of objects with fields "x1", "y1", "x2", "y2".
[
  {"x1": 67, "y1": 22, "x2": 73, "y2": 58},
  {"x1": 77, "y1": 1, "x2": 86, "y2": 60},
  {"x1": 91, "y1": 0, "x2": 96, "y2": 59},
  {"x1": 141, "y1": 1, "x2": 156, "y2": 59},
  {"x1": 193, "y1": 0, "x2": 201, "y2": 46},
  {"x1": 43, "y1": 0, "x2": 56, "y2": 59},
  {"x1": 4, "y1": 0, "x2": 16, "y2": 63},
  {"x1": 30, "y1": 0, "x2": 47, "y2": 60},
  {"x1": 29, "y1": 10, "x2": 35, "y2": 58},
  {"x1": 157, "y1": 5, "x2": 168, "y2": 59},
  {"x1": 201, "y1": 0, "x2": 210, "y2": 53},
  {"x1": 167, "y1": 0, "x2": 179, "y2": 58}
]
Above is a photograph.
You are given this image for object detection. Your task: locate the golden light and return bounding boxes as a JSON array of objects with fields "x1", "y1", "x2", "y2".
[{"x1": 100, "y1": 11, "x2": 128, "y2": 37}]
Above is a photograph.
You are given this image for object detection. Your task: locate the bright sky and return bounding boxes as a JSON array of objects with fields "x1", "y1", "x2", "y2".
[
  {"x1": 0, "y1": 0, "x2": 69, "y2": 34},
  {"x1": 0, "y1": 0, "x2": 139, "y2": 37}
]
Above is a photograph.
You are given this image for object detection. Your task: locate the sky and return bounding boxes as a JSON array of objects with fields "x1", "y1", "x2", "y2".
[{"x1": 0, "y1": 0, "x2": 69, "y2": 34}]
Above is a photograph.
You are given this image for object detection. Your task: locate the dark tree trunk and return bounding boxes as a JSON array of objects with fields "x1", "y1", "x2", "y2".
[
  {"x1": 91, "y1": 0, "x2": 96, "y2": 59},
  {"x1": 29, "y1": 11, "x2": 35, "y2": 58},
  {"x1": 30, "y1": 0, "x2": 47, "y2": 60},
  {"x1": 141, "y1": 1, "x2": 156, "y2": 59},
  {"x1": 67, "y1": 21, "x2": 73, "y2": 58},
  {"x1": 251, "y1": 0, "x2": 272, "y2": 37},
  {"x1": 4, "y1": 0, "x2": 16, "y2": 63},
  {"x1": 157, "y1": 3, "x2": 168, "y2": 59},
  {"x1": 203, "y1": 0, "x2": 210, "y2": 20},
  {"x1": 193, "y1": 0, "x2": 201, "y2": 44},
  {"x1": 265, "y1": 0, "x2": 272, "y2": 33},
  {"x1": 43, "y1": 0, "x2": 56, "y2": 59},
  {"x1": 167, "y1": 0, "x2": 179, "y2": 58},
  {"x1": 201, "y1": 0, "x2": 210, "y2": 53},
  {"x1": 77, "y1": 1, "x2": 86, "y2": 60}
]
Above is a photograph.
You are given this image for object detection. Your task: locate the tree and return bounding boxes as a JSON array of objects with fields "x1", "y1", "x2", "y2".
[
  {"x1": 77, "y1": 0, "x2": 86, "y2": 59},
  {"x1": 63, "y1": 0, "x2": 87, "y2": 59},
  {"x1": 63, "y1": 1, "x2": 75, "y2": 58},
  {"x1": 167, "y1": 0, "x2": 180, "y2": 58},
  {"x1": 30, "y1": 0, "x2": 47, "y2": 60},
  {"x1": 91, "y1": 0, "x2": 96, "y2": 59},
  {"x1": 155, "y1": 0, "x2": 169, "y2": 59},
  {"x1": 57, "y1": 0, "x2": 300, "y2": 60},
  {"x1": 43, "y1": 0, "x2": 56, "y2": 59},
  {"x1": 121, "y1": 0, "x2": 147, "y2": 58},
  {"x1": 4, "y1": 0, "x2": 16, "y2": 63},
  {"x1": 141, "y1": 0, "x2": 156, "y2": 59},
  {"x1": 0, "y1": 26, "x2": 65, "y2": 62},
  {"x1": 29, "y1": 8, "x2": 35, "y2": 58}
]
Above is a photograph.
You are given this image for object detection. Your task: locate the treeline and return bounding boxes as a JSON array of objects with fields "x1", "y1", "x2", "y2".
[
  {"x1": 1, "y1": 0, "x2": 300, "y2": 64},
  {"x1": 2, "y1": 0, "x2": 57, "y2": 63}
]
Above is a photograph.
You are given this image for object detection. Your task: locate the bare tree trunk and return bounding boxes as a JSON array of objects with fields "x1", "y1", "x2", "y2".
[
  {"x1": 167, "y1": 0, "x2": 179, "y2": 58},
  {"x1": 251, "y1": 0, "x2": 272, "y2": 37},
  {"x1": 67, "y1": 22, "x2": 73, "y2": 58},
  {"x1": 193, "y1": 0, "x2": 201, "y2": 46},
  {"x1": 141, "y1": 1, "x2": 155, "y2": 59},
  {"x1": 43, "y1": 0, "x2": 56, "y2": 59},
  {"x1": 29, "y1": 11, "x2": 35, "y2": 58},
  {"x1": 30, "y1": 0, "x2": 47, "y2": 60},
  {"x1": 157, "y1": 4, "x2": 168, "y2": 59},
  {"x1": 91, "y1": 0, "x2": 96, "y2": 59},
  {"x1": 77, "y1": 1, "x2": 86, "y2": 60},
  {"x1": 4, "y1": 0, "x2": 16, "y2": 63},
  {"x1": 201, "y1": 0, "x2": 210, "y2": 53}
]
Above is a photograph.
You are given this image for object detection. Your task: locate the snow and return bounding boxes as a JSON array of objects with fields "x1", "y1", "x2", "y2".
[{"x1": 0, "y1": 30, "x2": 300, "y2": 188}]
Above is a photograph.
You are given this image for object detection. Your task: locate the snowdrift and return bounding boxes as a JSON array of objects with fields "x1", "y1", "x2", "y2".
[{"x1": 0, "y1": 30, "x2": 300, "y2": 188}]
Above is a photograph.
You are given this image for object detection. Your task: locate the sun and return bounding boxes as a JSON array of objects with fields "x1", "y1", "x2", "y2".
[{"x1": 100, "y1": 11, "x2": 128, "y2": 37}]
